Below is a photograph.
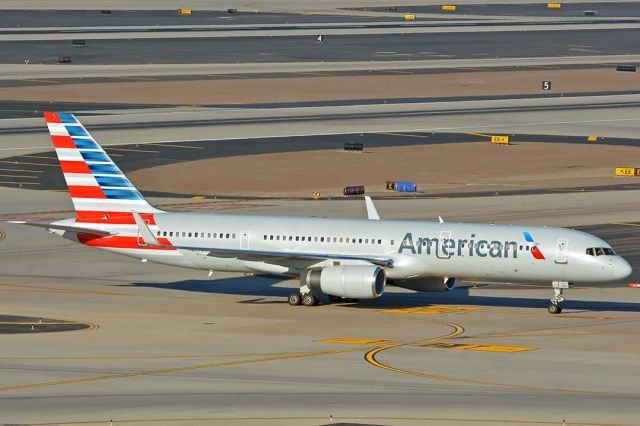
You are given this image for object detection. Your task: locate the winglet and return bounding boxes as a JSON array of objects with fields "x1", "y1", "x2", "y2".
[
  {"x1": 365, "y1": 196, "x2": 381, "y2": 220},
  {"x1": 131, "y1": 211, "x2": 163, "y2": 246}
]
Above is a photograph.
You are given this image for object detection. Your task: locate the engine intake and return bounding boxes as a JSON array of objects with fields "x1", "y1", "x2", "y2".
[{"x1": 306, "y1": 265, "x2": 386, "y2": 299}]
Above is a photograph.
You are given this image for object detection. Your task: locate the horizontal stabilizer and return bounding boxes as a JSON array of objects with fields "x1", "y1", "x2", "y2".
[{"x1": 8, "y1": 221, "x2": 114, "y2": 236}]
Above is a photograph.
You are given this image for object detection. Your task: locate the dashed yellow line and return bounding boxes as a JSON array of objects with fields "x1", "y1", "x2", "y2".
[
  {"x1": 21, "y1": 155, "x2": 57, "y2": 160},
  {"x1": 421, "y1": 343, "x2": 534, "y2": 353},
  {"x1": 0, "y1": 321, "x2": 85, "y2": 326},
  {"x1": 291, "y1": 72, "x2": 333, "y2": 76},
  {"x1": 0, "y1": 160, "x2": 58, "y2": 167},
  {"x1": 612, "y1": 222, "x2": 640, "y2": 227},
  {"x1": 378, "y1": 132, "x2": 430, "y2": 139},
  {"x1": 105, "y1": 147, "x2": 160, "y2": 154},
  {"x1": 383, "y1": 305, "x2": 483, "y2": 315},
  {"x1": 207, "y1": 74, "x2": 248, "y2": 79},
  {"x1": 466, "y1": 132, "x2": 492, "y2": 138},
  {"x1": 0, "y1": 168, "x2": 44, "y2": 173},
  {"x1": 0, "y1": 181, "x2": 40, "y2": 185},
  {"x1": 0, "y1": 174, "x2": 38, "y2": 179},
  {"x1": 0, "y1": 346, "x2": 364, "y2": 392},
  {"x1": 319, "y1": 338, "x2": 395, "y2": 345},
  {"x1": 147, "y1": 143, "x2": 203, "y2": 150}
]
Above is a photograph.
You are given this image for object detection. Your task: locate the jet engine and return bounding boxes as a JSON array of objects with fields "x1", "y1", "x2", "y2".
[
  {"x1": 393, "y1": 276, "x2": 457, "y2": 292},
  {"x1": 306, "y1": 265, "x2": 386, "y2": 299}
]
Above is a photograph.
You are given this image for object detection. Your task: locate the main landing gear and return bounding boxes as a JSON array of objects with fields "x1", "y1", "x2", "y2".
[
  {"x1": 548, "y1": 281, "x2": 569, "y2": 314},
  {"x1": 288, "y1": 291, "x2": 319, "y2": 306}
]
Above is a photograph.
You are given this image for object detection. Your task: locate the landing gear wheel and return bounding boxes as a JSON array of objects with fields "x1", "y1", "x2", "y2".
[
  {"x1": 302, "y1": 293, "x2": 319, "y2": 307},
  {"x1": 288, "y1": 292, "x2": 302, "y2": 306},
  {"x1": 548, "y1": 303, "x2": 563, "y2": 314}
]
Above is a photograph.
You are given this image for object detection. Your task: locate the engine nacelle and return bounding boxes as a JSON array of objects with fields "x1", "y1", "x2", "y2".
[
  {"x1": 306, "y1": 265, "x2": 386, "y2": 299},
  {"x1": 393, "y1": 276, "x2": 457, "y2": 292}
]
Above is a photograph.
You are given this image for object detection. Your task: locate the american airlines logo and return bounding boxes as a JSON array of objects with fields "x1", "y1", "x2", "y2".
[
  {"x1": 398, "y1": 231, "x2": 545, "y2": 260},
  {"x1": 523, "y1": 231, "x2": 545, "y2": 260}
]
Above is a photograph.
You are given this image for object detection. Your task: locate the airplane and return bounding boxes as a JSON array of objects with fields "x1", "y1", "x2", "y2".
[{"x1": 10, "y1": 112, "x2": 633, "y2": 314}]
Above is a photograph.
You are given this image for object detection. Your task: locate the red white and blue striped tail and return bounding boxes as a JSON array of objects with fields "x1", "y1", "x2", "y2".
[{"x1": 44, "y1": 112, "x2": 163, "y2": 224}]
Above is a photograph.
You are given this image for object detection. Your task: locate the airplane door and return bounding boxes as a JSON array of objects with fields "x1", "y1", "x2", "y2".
[
  {"x1": 240, "y1": 230, "x2": 250, "y2": 249},
  {"x1": 438, "y1": 230, "x2": 452, "y2": 259},
  {"x1": 555, "y1": 238, "x2": 569, "y2": 264}
]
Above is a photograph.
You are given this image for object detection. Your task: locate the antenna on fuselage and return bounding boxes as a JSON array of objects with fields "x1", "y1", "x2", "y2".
[{"x1": 364, "y1": 196, "x2": 381, "y2": 220}]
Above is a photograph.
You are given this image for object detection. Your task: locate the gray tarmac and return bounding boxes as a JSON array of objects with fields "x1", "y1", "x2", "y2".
[
  {"x1": 1, "y1": 130, "x2": 640, "y2": 198},
  {"x1": 0, "y1": 10, "x2": 396, "y2": 29},
  {"x1": 366, "y1": 2, "x2": 640, "y2": 17},
  {"x1": 4, "y1": 29, "x2": 640, "y2": 64},
  {"x1": 0, "y1": 190, "x2": 639, "y2": 425}
]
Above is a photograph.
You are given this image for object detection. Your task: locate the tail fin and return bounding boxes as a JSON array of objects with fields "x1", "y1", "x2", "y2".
[{"x1": 44, "y1": 112, "x2": 162, "y2": 224}]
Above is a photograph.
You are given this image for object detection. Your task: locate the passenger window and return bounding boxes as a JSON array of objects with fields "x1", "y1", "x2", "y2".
[
  {"x1": 296, "y1": 236, "x2": 300, "y2": 241},
  {"x1": 169, "y1": 232, "x2": 173, "y2": 237},
  {"x1": 359, "y1": 238, "x2": 363, "y2": 244},
  {"x1": 378, "y1": 239, "x2": 382, "y2": 244},
  {"x1": 390, "y1": 240, "x2": 394, "y2": 245},
  {"x1": 232, "y1": 234, "x2": 236, "y2": 238},
  {"x1": 333, "y1": 237, "x2": 337, "y2": 243},
  {"x1": 301, "y1": 236, "x2": 306, "y2": 241},
  {"x1": 320, "y1": 237, "x2": 324, "y2": 242},
  {"x1": 339, "y1": 238, "x2": 343, "y2": 243},
  {"x1": 270, "y1": 235, "x2": 274, "y2": 240},
  {"x1": 365, "y1": 239, "x2": 369, "y2": 244},
  {"x1": 264, "y1": 235, "x2": 267, "y2": 240}
]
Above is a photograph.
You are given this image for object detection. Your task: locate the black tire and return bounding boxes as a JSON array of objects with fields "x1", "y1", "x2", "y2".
[
  {"x1": 288, "y1": 292, "x2": 302, "y2": 306},
  {"x1": 302, "y1": 293, "x2": 319, "y2": 306},
  {"x1": 548, "y1": 303, "x2": 562, "y2": 314}
]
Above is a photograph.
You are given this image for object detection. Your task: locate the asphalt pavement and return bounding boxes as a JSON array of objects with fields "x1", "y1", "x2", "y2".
[{"x1": 4, "y1": 29, "x2": 640, "y2": 65}]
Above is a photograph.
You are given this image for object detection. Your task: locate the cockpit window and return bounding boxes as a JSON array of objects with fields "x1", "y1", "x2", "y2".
[{"x1": 586, "y1": 247, "x2": 617, "y2": 256}]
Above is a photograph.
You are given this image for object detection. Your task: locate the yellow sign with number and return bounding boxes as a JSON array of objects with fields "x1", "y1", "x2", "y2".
[
  {"x1": 615, "y1": 167, "x2": 636, "y2": 177},
  {"x1": 547, "y1": 3, "x2": 562, "y2": 8},
  {"x1": 441, "y1": 5, "x2": 457, "y2": 11},
  {"x1": 491, "y1": 135, "x2": 510, "y2": 144}
]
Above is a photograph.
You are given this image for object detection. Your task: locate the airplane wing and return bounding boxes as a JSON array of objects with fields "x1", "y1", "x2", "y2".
[
  {"x1": 8, "y1": 221, "x2": 114, "y2": 236},
  {"x1": 130, "y1": 212, "x2": 394, "y2": 267},
  {"x1": 179, "y1": 245, "x2": 394, "y2": 267}
]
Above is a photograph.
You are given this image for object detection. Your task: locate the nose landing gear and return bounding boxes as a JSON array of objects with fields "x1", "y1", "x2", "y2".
[{"x1": 548, "y1": 281, "x2": 569, "y2": 314}]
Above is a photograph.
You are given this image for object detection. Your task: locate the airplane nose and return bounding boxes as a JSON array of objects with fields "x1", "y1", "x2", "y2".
[{"x1": 613, "y1": 258, "x2": 633, "y2": 280}]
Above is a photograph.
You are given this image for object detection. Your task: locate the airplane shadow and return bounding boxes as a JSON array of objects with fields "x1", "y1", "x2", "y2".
[{"x1": 127, "y1": 276, "x2": 640, "y2": 313}]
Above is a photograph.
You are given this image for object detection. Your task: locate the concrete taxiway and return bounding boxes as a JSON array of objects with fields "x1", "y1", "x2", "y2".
[
  {"x1": 0, "y1": 190, "x2": 639, "y2": 425},
  {"x1": 5, "y1": 29, "x2": 640, "y2": 63}
]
